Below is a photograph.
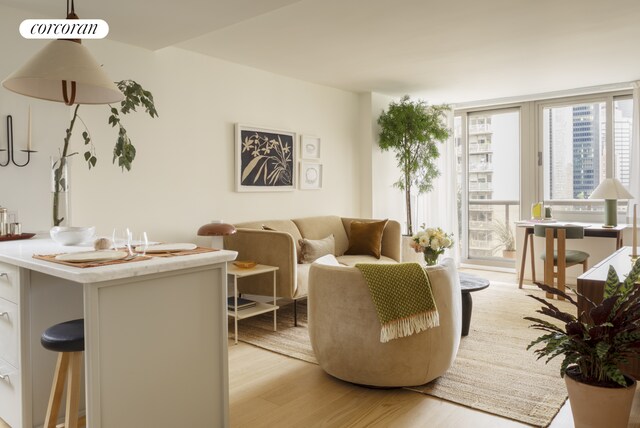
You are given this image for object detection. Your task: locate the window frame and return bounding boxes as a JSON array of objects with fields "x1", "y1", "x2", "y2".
[{"x1": 534, "y1": 90, "x2": 632, "y2": 218}]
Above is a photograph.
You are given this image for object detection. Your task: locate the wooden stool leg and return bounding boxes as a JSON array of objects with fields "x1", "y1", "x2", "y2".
[
  {"x1": 544, "y1": 229, "x2": 554, "y2": 299},
  {"x1": 557, "y1": 229, "x2": 566, "y2": 301},
  {"x1": 65, "y1": 352, "x2": 83, "y2": 428},
  {"x1": 44, "y1": 353, "x2": 70, "y2": 428},
  {"x1": 582, "y1": 260, "x2": 589, "y2": 273}
]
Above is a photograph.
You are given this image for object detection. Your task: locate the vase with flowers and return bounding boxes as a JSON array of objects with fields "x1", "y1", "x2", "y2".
[{"x1": 409, "y1": 225, "x2": 454, "y2": 266}]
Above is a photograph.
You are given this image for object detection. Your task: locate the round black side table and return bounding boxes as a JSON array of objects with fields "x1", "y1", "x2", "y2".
[{"x1": 459, "y1": 272, "x2": 490, "y2": 336}]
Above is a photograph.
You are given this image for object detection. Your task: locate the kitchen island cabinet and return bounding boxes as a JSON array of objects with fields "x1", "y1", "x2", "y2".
[{"x1": 0, "y1": 238, "x2": 236, "y2": 428}]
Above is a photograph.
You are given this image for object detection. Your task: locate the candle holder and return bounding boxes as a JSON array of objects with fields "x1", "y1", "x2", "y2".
[{"x1": 0, "y1": 115, "x2": 36, "y2": 167}]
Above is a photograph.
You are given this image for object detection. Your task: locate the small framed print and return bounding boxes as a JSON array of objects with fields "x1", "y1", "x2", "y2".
[
  {"x1": 299, "y1": 161, "x2": 322, "y2": 190},
  {"x1": 300, "y1": 135, "x2": 321, "y2": 160},
  {"x1": 235, "y1": 124, "x2": 296, "y2": 192}
]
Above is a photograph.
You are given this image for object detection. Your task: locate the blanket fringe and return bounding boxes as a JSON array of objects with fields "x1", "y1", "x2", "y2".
[{"x1": 380, "y1": 310, "x2": 440, "y2": 343}]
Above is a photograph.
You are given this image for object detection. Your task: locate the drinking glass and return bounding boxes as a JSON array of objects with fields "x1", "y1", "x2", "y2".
[
  {"x1": 112, "y1": 228, "x2": 132, "y2": 253},
  {"x1": 136, "y1": 232, "x2": 149, "y2": 255}
]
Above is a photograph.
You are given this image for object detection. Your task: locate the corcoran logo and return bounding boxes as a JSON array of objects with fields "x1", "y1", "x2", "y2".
[{"x1": 19, "y1": 19, "x2": 109, "y2": 39}]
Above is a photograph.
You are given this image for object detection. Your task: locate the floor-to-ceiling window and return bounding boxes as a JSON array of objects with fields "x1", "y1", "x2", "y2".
[{"x1": 456, "y1": 108, "x2": 520, "y2": 263}]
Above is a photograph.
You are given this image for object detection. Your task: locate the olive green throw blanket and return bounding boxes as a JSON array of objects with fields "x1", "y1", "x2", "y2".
[{"x1": 355, "y1": 263, "x2": 439, "y2": 343}]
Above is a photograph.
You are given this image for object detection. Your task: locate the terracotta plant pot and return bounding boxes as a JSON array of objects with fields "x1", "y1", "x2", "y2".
[
  {"x1": 564, "y1": 370, "x2": 636, "y2": 428},
  {"x1": 502, "y1": 250, "x2": 516, "y2": 259}
]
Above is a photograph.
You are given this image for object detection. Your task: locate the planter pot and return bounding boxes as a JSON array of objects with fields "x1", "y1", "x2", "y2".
[
  {"x1": 565, "y1": 370, "x2": 636, "y2": 428},
  {"x1": 502, "y1": 250, "x2": 516, "y2": 259}
]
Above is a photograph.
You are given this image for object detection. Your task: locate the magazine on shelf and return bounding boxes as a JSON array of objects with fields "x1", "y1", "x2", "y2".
[{"x1": 227, "y1": 297, "x2": 257, "y2": 310}]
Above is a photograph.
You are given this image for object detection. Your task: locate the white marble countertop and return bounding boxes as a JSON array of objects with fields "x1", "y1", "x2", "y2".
[{"x1": 0, "y1": 237, "x2": 238, "y2": 283}]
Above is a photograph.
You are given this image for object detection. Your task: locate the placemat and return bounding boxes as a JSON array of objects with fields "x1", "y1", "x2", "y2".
[
  {"x1": 33, "y1": 253, "x2": 153, "y2": 268},
  {"x1": 33, "y1": 246, "x2": 218, "y2": 268},
  {"x1": 146, "y1": 246, "x2": 218, "y2": 257}
]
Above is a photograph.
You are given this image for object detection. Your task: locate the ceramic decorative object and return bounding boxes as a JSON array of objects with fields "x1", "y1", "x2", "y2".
[{"x1": 50, "y1": 226, "x2": 95, "y2": 246}]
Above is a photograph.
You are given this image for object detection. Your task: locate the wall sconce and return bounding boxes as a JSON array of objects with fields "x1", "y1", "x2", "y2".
[
  {"x1": 1, "y1": 114, "x2": 36, "y2": 167},
  {"x1": 197, "y1": 221, "x2": 236, "y2": 249}
]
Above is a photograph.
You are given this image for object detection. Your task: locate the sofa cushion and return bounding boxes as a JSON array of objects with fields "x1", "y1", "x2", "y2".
[
  {"x1": 293, "y1": 216, "x2": 349, "y2": 256},
  {"x1": 344, "y1": 219, "x2": 388, "y2": 258},
  {"x1": 299, "y1": 234, "x2": 335, "y2": 264},
  {"x1": 296, "y1": 263, "x2": 311, "y2": 298}
]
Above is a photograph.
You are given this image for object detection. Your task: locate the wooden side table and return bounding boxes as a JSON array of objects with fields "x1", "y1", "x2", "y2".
[{"x1": 227, "y1": 263, "x2": 279, "y2": 345}]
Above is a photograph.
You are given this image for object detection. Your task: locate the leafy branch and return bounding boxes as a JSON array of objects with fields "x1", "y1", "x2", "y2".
[{"x1": 51, "y1": 79, "x2": 158, "y2": 226}]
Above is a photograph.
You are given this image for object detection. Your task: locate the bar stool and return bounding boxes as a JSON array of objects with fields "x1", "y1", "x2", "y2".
[
  {"x1": 534, "y1": 224, "x2": 589, "y2": 300},
  {"x1": 41, "y1": 319, "x2": 86, "y2": 428}
]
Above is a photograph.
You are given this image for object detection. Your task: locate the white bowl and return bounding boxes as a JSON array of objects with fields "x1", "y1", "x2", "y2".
[{"x1": 50, "y1": 226, "x2": 96, "y2": 246}]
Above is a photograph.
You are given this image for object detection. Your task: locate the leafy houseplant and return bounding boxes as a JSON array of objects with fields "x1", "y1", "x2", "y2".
[
  {"x1": 491, "y1": 219, "x2": 515, "y2": 258},
  {"x1": 52, "y1": 80, "x2": 158, "y2": 226},
  {"x1": 377, "y1": 95, "x2": 450, "y2": 236},
  {"x1": 525, "y1": 260, "x2": 640, "y2": 426}
]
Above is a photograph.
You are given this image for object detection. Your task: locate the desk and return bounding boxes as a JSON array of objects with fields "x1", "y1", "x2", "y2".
[
  {"x1": 577, "y1": 246, "x2": 640, "y2": 378},
  {"x1": 516, "y1": 222, "x2": 625, "y2": 288},
  {"x1": 0, "y1": 238, "x2": 237, "y2": 428}
]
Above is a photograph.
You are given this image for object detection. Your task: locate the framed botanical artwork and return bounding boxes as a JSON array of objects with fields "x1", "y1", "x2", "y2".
[
  {"x1": 235, "y1": 124, "x2": 296, "y2": 192},
  {"x1": 299, "y1": 161, "x2": 323, "y2": 190},
  {"x1": 300, "y1": 135, "x2": 321, "y2": 160}
]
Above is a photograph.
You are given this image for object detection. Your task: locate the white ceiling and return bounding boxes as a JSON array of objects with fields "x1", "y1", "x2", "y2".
[{"x1": 3, "y1": 0, "x2": 640, "y2": 103}]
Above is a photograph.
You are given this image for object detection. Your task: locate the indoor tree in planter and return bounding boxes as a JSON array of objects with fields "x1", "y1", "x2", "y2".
[
  {"x1": 525, "y1": 260, "x2": 640, "y2": 428},
  {"x1": 52, "y1": 80, "x2": 158, "y2": 226},
  {"x1": 377, "y1": 95, "x2": 450, "y2": 236}
]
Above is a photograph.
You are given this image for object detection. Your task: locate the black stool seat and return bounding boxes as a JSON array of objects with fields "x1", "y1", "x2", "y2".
[{"x1": 41, "y1": 319, "x2": 85, "y2": 353}]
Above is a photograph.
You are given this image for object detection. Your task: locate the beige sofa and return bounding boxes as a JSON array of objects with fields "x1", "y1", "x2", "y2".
[
  {"x1": 223, "y1": 216, "x2": 401, "y2": 321},
  {"x1": 308, "y1": 257, "x2": 462, "y2": 387}
]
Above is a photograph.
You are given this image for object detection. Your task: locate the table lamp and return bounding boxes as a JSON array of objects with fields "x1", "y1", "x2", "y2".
[
  {"x1": 197, "y1": 221, "x2": 236, "y2": 249},
  {"x1": 589, "y1": 178, "x2": 634, "y2": 227}
]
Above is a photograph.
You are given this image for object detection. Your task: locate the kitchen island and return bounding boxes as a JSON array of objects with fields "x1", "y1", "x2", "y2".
[{"x1": 0, "y1": 238, "x2": 236, "y2": 428}]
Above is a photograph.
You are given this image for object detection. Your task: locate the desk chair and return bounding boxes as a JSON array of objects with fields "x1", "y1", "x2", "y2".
[{"x1": 534, "y1": 225, "x2": 589, "y2": 300}]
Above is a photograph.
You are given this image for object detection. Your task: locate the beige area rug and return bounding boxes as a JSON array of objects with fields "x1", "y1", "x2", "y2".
[{"x1": 231, "y1": 281, "x2": 572, "y2": 427}]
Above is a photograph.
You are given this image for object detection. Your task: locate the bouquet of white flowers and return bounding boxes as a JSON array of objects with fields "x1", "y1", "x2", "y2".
[{"x1": 409, "y1": 225, "x2": 454, "y2": 265}]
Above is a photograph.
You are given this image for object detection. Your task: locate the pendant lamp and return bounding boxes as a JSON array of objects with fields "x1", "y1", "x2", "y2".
[{"x1": 1, "y1": 0, "x2": 123, "y2": 105}]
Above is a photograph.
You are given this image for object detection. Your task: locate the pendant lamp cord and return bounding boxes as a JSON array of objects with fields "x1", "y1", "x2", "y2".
[{"x1": 67, "y1": 0, "x2": 75, "y2": 16}]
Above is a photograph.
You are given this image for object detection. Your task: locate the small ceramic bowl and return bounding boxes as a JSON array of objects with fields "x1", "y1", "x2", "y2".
[
  {"x1": 233, "y1": 261, "x2": 257, "y2": 269},
  {"x1": 50, "y1": 226, "x2": 96, "y2": 246}
]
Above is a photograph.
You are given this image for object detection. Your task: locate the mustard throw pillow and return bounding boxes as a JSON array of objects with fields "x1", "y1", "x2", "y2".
[
  {"x1": 344, "y1": 219, "x2": 388, "y2": 259},
  {"x1": 299, "y1": 234, "x2": 335, "y2": 264}
]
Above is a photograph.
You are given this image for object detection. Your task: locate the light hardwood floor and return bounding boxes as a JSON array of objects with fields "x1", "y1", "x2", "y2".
[
  {"x1": 4, "y1": 269, "x2": 640, "y2": 428},
  {"x1": 228, "y1": 268, "x2": 640, "y2": 428}
]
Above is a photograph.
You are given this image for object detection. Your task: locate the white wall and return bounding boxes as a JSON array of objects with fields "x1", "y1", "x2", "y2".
[
  {"x1": 0, "y1": 5, "x2": 362, "y2": 242},
  {"x1": 0, "y1": 6, "x2": 70, "y2": 231}
]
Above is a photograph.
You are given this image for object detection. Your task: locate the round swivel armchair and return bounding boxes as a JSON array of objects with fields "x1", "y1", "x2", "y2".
[{"x1": 308, "y1": 258, "x2": 461, "y2": 387}]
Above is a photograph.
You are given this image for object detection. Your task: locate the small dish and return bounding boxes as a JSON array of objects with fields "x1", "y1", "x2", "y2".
[{"x1": 233, "y1": 261, "x2": 257, "y2": 269}]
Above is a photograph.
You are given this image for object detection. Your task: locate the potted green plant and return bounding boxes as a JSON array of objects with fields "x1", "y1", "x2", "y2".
[
  {"x1": 52, "y1": 80, "x2": 158, "y2": 226},
  {"x1": 377, "y1": 95, "x2": 449, "y2": 236},
  {"x1": 525, "y1": 259, "x2": 640, "y2": 428},
  {"x1": 491, "y1": 219, "x2": 515, "y2": 258}
]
